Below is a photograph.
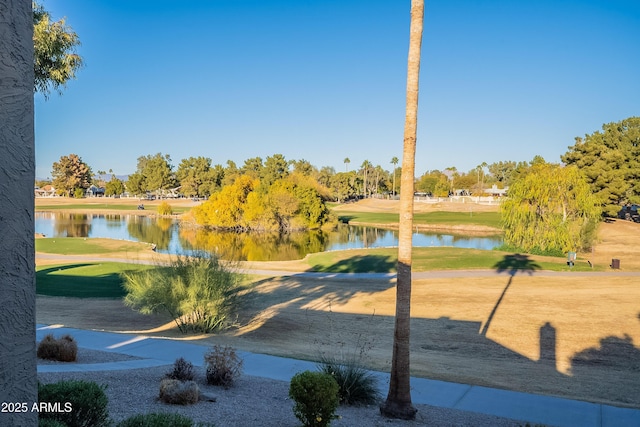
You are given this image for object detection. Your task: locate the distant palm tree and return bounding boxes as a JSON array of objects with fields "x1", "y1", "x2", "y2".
[
  {"x1": 361, "y1": 160, "x2": 371, "y2": 197},
  {"x1": 380, "y1": 0, "x2": 423, "y2": 421},
  {"x1": 344, "y1": 157, "x2": 350, "y2": 172},
  {"x1": 391, "y1": 156, "x2": 399, "y2": 196}
]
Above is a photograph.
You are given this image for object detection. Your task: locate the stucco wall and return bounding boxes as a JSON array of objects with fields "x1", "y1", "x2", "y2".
[{"x1": 0, "y1": 0, "x2": 37, "y2": 425}]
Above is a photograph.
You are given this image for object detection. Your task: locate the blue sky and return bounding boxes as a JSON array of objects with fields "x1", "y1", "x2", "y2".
[{"x1": 35, "y1": 0, "x2": 640, "y2": 179}]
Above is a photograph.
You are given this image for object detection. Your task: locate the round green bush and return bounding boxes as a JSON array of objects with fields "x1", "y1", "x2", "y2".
[
  {"x1": 38, "y1": 380, "x2": 109, "y2": 427},
  {"x1": 289, "y1": 370, "x2": 339, "y2": 427}
]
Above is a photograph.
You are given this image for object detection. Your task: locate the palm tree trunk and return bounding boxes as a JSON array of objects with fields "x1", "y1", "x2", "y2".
[
  {"x1": 0, "y1": 1, "x2": 37, "y2": 425},
  {"x1": 380, "y1": 0, "x2": 423, "y2": 420}
]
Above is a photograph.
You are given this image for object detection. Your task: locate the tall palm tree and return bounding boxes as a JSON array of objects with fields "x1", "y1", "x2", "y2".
[
  {"x1": 0, "y1": 2, "x2": 37, "y2": 424},
  {"x1": 391, "y1": 156, "x2": 399, "y2": 196},
  {"x1": 361, "y1": 160, "x2": 371, "y2": 198},
  {"x1": 344, "y1": 157, "x2": 350, "y2": 172},
  {"x1": 380, "y1": 0, "x2": 423, "y2": 420}
]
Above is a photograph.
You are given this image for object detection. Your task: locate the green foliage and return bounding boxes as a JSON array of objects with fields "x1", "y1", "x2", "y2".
[
  {"x1": 204, "y1": 345, "x2": 243, "y2": 388},
  {"x1": 433, "y1": 176, "x2": 451, "y2": 197},
  {"x1": 38, "y1": 380, "x2": 110, "y2": 427},
  {"x1": 562, "y1": 117, "x2": 640, "y2": 216},
  {"x1": 329, "y1": 172, "x2": 358, "y2": 202},
  {"x1": 51, "y1": 154, "x2": 92, "y2": 197},
  {"x1": 105, "y1": 176, "x2": 125, "y2": 196},
  {"x1": 317, "y1": 357, "x2": 380, "y2": 405},
  {"x1": 33, "y1": 2, "x2": 83, "y2": 97},
  {"x1": 39, "y1": 419, "x2": 68, "y2": 427},
  {"x1": 116, "y1": 413, "x2": 193, "y2": 427},
  {"x1": 164, "y1": 357, "x2": 195, "y2": 382},
  {"x1": 289, "y1": 371, "x2": 340, "y2": 427},
  {"x1": 127, "y1": 153, "x2": 176, "y2": 195},
  {"x1": 175, "y1": 156, "x2": 221, "y2": 198},
  {"x1": 37, "y1": 334, "x2": 77, "y2": 362},
  {"x1": 261, "y1": 153, "x2": 289, "y2": 186},
  {"x1": 501, "y1": 163, "x2": 601, "y2": 255},
  {"x1": 73, "y1": 187, "x2": 85, "y2": 198},
  {"x1": 122, "y1": 254, "x2": 241, "y2": 333},
  {"x1": 157, "y1": 201, "x2": 173, "y2": 215},
  {"x1": 116, "y1": 413, "x2": 216, "y2": 427}
]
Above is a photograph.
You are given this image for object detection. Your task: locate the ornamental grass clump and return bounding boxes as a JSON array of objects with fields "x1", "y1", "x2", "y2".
[
  {"x1": 289, "y1": 370, "x2": 339, "y2": 427},
  {"x1": 158, "y1": 379, "x2": 200, "y2": 405},
  {"x1": 122, "y1": 253, "x2": 242, "y2": 333},
  {"x1": 204, "y1": 345, "x2": 243, "y2": 389},
  {"x1": 317, "y1": 356, "x2": 380, "y2": 405},
  {"x1": 37, "y1": 334, "x2": 78, "y2": 362}
]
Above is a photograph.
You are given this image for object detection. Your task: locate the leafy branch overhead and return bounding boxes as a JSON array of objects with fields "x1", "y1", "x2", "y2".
[{"x1": 33, "y1": 1, "x2": 83, "y2": 98}]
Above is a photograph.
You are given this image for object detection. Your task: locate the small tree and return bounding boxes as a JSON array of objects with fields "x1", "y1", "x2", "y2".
[
  {"x1": 105, "y1": 175, "x2": 125, "y2": 196},
  {"x1": 501, "y1": 163, "x2": 601, "y2": 255},
  {"x1": 51, "y1": 153, "x2": 92, "y2": 197}
]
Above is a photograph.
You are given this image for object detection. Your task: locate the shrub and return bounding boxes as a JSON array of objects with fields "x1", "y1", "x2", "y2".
[
  {"x1": 164, "y1": 357, "x2": 195, "y2": 382},
  {"x1": 317, "y1": 356, "x2": 380, "y2": 405},
  {"x1": 289, "y1": 371, "x2": 339, "y2": 427},
  {"x1": 117, "y1": 412, "x2": 193, "y2": 427},
  {"x1": 39, "y1": 419, "x2": 68, "y2": 427},
  {"x1": 37, "y1": 334, "x2": 78, "y2": 362},
  {"x1": 204, "y1": 345, "x2": 243, "y2": 388},
  {"x1": 157, "y1": 202, "x2": 173, "y2": 215},
  {"x1": 116, "y1": 412, "x2": 216, "y2": 427},
  {"x1": 158, "y1": 379, "x2": 199, "y2": 405},
  {"x1": 38, "y1": 380, "x2": 110, "y2": 427},
  {"x1": 122, "y1": 254, "x2": 241, "y2": 333}
]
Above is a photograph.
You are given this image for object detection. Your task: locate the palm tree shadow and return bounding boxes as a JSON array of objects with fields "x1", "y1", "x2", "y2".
[
  {"x1": 480, "y1": 254, "x2": 542, "y2": 336},
  {"x1": 493, "y1": 253, "x2": 542, "y2": 277}
]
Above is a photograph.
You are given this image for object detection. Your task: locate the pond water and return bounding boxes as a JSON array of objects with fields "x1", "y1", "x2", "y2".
[{"x1": 35, "y1": 212, "x2": 503, "y2": 261}]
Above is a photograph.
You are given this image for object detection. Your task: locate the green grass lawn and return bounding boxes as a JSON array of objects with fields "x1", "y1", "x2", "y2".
[
  {"x1": 305, "y1": 247, "x2": 598, "y2": 273},
  {"x1": 36, "y1": 238, "x2": 151, "y2": 255},
  {"x1": 337, "y1": 211, "x2": 502, "y2": 229},
  {"x1": 36, "y1": 203, "x2": 191, "y2": 214},
  {"x1": 36, "y1": 262, "x2": 152, "y2": 298}
]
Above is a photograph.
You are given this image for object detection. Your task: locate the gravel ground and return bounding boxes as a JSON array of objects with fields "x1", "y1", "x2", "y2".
[{"x1": 37, "y1": 351, "x2": 527, "y2": 427}]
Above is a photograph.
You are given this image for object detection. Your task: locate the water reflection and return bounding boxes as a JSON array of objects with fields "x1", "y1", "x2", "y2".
[{"x1": 35, "y1": 212, "x2": 503, "y2": 261}]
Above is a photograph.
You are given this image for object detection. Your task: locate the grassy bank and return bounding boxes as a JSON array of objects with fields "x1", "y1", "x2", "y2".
[
  {"x1": 36, "y1": 238, "x2": 155, "y2": 255},
  {"x1": 305, "y1": 246, "x2": 597, "y2": 273},
  {"x1": 36, "y1": 262, "x2": 152, "y2": 298},
  {"x1": 337, "y1": 211, "x2": 502, "y2": 230},
  {"x1": 36, "y1": 237, "x2": 596, "y2": 275}
]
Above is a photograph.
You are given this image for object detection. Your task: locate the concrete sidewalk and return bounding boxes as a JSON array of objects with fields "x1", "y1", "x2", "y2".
[{"x1": 36, "y1": 324, "x2": 640, "y2": 427}]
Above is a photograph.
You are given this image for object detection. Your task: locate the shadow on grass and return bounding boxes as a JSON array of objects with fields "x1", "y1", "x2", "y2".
[
  {"x1": 337, "y1": 215, "x2": 356, "y2": 223},
  {"x1": 36, "y1": 263, "x2": 135, "y2": 298},
  {"x1": 309, "y1": 254, "x2": 396, "y2": 274},
  {"x1": 493, "y1": 253, "x2": 542, "y2": 276},
  {"x1": 481, "y1": 254, "x2": 542, "y2": 336}
]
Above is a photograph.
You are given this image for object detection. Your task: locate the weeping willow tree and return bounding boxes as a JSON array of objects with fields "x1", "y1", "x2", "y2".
[{"x1": 501, "y1": 163, "x2": 601, "y2": 256}]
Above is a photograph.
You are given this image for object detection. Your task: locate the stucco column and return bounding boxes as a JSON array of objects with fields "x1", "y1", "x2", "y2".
[{"x1": 0, "y1": 0, "x2": 37, "y2": 425}]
